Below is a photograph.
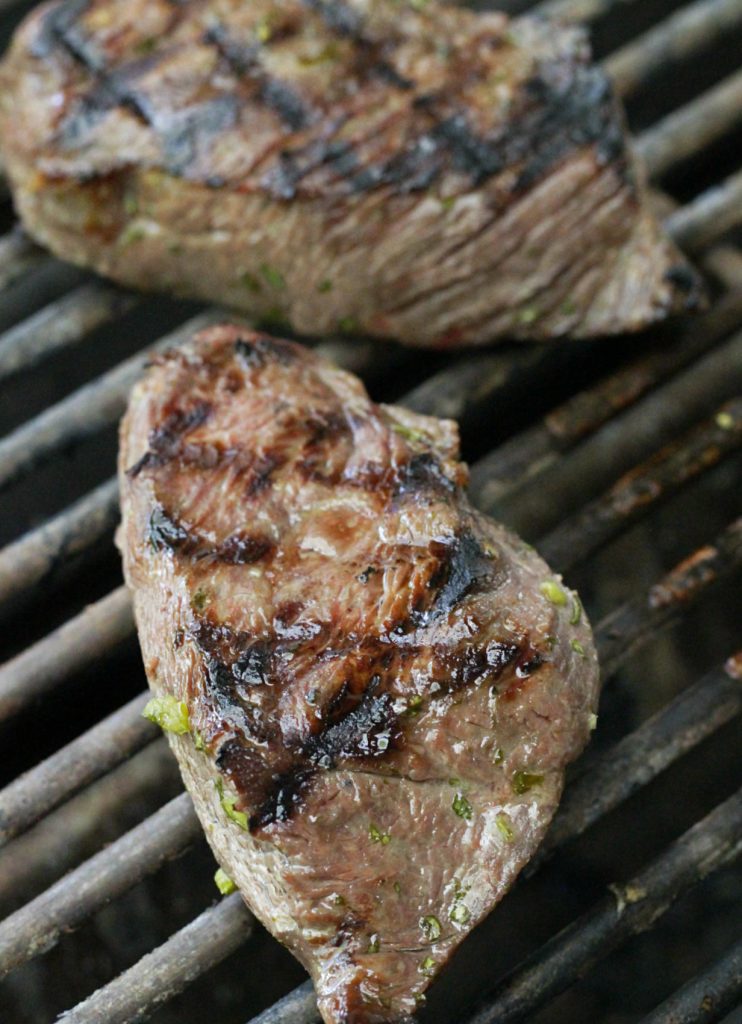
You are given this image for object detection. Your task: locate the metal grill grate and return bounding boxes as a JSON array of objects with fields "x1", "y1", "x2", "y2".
[{"x1": 0, "y1": 0, "x2": 740, "y2": 1022}]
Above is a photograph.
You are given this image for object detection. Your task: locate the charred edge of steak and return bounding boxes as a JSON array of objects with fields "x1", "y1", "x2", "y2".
[
  {"x1": 393, "y1": 453, "x2": 458, "y2": 500},
  {"x1": 234, "y1": 334, "x2": 299, "y2": 368},
  {"x1": 126, "y1": 401, "x2": 212, "y2": 477},
  {"x1": 147, "y1": 504, "x2": 275, "y2": 565},
  {"x1": 395, "y1": 529, "x2": 503, "y2": 631}
]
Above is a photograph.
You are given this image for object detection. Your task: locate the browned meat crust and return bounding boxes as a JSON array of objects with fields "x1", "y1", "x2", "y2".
[
  {"x1": 118, "y1": 324, "x2": 600, "y2": 1022},
  {"x1": 1, "y1": 0, "x2": 699, "y2": 347}
]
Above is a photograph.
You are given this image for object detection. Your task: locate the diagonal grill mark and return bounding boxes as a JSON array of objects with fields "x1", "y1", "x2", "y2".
[{"x1": 205, "y1": 22, "x2": 311, "y2": 132}]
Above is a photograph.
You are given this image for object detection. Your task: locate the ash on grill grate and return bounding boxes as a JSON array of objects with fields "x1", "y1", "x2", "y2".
[{"x1": 0, "y1": 0, "x2": 740, "y2": 1022}]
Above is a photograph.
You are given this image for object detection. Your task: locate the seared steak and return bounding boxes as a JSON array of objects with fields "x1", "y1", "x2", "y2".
[
  {"x1": 1, "y1": 0, "x2": 698, "y2": 347},
  {"x1": 118, "y1": 324, "x2": 600, "y2": 1023}
]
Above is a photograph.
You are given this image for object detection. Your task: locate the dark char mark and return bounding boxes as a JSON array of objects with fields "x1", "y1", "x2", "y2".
[
  {"x1": 146, "y1": 504, "x2": 274, "y2": 565},
  {"x1": 207, "y1": 22, "x2": 310, "y2": 132},
  {"x1": 235, "y1": 335, "x2": 298, "y2": 368},
  {"x1": 416, "y1": 530, "x2": 502, "y2": 627},
  {"x1": 127, "y1": 401, "x2": 212, "y2": 477},
  {"x1": 304, "y1": 680, "x2": 399, "y2": 768},
  {"x1": 393, "y1": 453, "x2": 456, "y2": 499},
  {"x1": 250, "y1": 679, "x2": 399, "y2": 831},
  {"x1": 301, "y1": 0, "x2": 364, "y2": 39}
]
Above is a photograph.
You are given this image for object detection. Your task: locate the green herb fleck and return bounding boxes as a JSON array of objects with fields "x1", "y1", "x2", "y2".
[
  {"x1": 569, "y1": 595, "x2": 582, "y2": 625},
  {"x1": 215, "y1": 778, "x2": 249, "y2": 830},
  {"x1": 571, "y1": 639, "x2": 586, "y2": 657},
  {"x1": 240, "y1": 271, "x2": 262, "y2": 293},
  {"x1": 135, "y1": 36, "x2": 157, "y2": 55},
  {"x1": 448, "y1": 777, "x2": 461, "y2": 787},
  {"x1": 512, "y1": 771, "x2": 544, "y2": 795},
  {"x1": 588, "y1": 713, "x2": 598, "y2": 731},
  {"x1": 368, "y1": 933, "x2": 380, "y2": 953},
  {"x1": 716, "y1": 411, "x2": 735, "y2": 430},
  {"x1": 450, "y1": 902, "x2": 470, "y2": 925},
  {"x1": 420, "y1": 915, "x2": 442, "y2": 941},
  {"x1": 142, "y1": 695, "x2": 190, "y2": 735},
  {"x1": 119, "y1": 224, "x2": 146, "y2": 246},
  {"x1": 318, "y1": 279, "x2": 333, "y2": 293},
  {"x1": 191, "y1": 588, "x2": 209, "y2": 612},
  {"x1": 496, "y1": 812, "x2": 514, "y2": 841},
  {"x1": 540, "y1": 580, "x2": 568, "y2": 606},
  {"x1": 369, "y1": 823, "x2": 391, "y2": 845},
  {"x1": 193, "y1": 730, "x2": 207, "y2": 752},
  {"x1": 338, "y1": 316, "x2": 359, "y2": 334},
  {"x1": 255, "y1": 16, "x2": 272, "y2": 42},
  {"x1": 260, "y1": 263, "x2": 286, "y2": 289},
  {"x1": 406, "y1": 695, "x2": 424, "y2": 716},
  {"x1": 332, "y1": 893, "x2": 346, "y2": 906},
  {"x1": 123, "y1": 194, "x2": 139, "y2": 217},
  {"x1": 391, "y1": 423, "x2": 425, "y2": 443},
  {"x1": 298, "y1": 42, "x2": 341, "y2": 65},
  {"x1": 419, "y1": 956, "x2": 436, "y2": 976},
  {"x1": 393, "y1": 881, "x2": 402, "y2": 895},
  {"x1": 452, "y1": 793, "x2": 473, "y2": 820},
  {"x1": 560, "y1": 298, "x2": 578, "y2": 316},
  {"x1": 517, "y1": 305, "x2": 540, "y2": 325},
  {"x1": 214, "y1": 868, "x2": 237, "y2": 895},
  {"x1": 439, "y1": 195, "x2": 456, "y2": 210}
]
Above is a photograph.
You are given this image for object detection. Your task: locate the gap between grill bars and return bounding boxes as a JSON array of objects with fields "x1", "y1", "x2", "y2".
[{"x1": 0, "y1": 0, "x2": 740, "y2": 1021}]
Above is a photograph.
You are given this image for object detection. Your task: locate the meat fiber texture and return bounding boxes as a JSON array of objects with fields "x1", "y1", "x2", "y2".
[
  {"x1": 0, "y1": 0, "x2": 700, "y2": 348},
  {"x1": 118, "y1": 324, "x2": 600, "y2": 1023}
]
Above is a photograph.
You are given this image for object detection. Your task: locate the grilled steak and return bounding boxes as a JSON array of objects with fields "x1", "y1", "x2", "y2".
[
  {"x1": 1, "y1": 0, "x2": 698, "y2": 348},
  {"x1": 118, "y1": 323, "x2": 600, "y2": 1023}
]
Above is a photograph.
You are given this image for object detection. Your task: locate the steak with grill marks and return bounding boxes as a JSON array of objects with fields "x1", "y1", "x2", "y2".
[
  {"x1": 117, "y1": 324, "x2": 600, "y2": 1023},
  {"x1": 1, "y1": 0, "x2": 700, "y2": 348}
]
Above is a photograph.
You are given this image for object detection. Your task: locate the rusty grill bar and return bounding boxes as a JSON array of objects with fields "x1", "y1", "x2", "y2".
[{"x1": 0, "y1": 0, "x2": 740, "y2": 1022}]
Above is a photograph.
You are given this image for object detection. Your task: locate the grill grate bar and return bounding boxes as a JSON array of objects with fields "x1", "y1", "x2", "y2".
[
  {"x1": 534, "y1": 0, "x2": 645, "y2": 22},
  {"x1": 604, "y1": 0, "x2": 742, "y2": 98},
  {"x1": 464, "y1": 790, "x2": 742, "y2": 1024},
  {"x1": 638, "y1": 934, "x2": 742, "y2": 1024},
  {"x1": 468, "y1": 293, "x2": 742, "y2": 508},
  {"x1": 0, "y1": 283, "x2": 137, "y2": 383},
  {"x1": 59, "y1": 894, "x2": 253, "y2": 1024},
  {"x1": 537, "y1": 654, "x2": 742, "y2": 863},
  {"x1": 0, "y1": 691, "x2": 153, "y2": 848},
  {"x1": 0, "y1": 477, "x2": 119, "y2": 621},
  {"x1": 0, "y1": 584, "x2": 132, "y2": 723},
  {"x1": 538, "y1": 397, "x2": 742, "y2": 570},
  {"x1": 635, "y1": 67, "x2": 742, "y2": 179},
  {"x1": 474, "y1": 331, "x2": 742, "y2": 538},
  {"x1": 0, "y1": 311, "x2": 218, "y2": 494},
  {"x1": 0, "y1": 741, "x2": 180, "y2": 915},
  {"x1": 0, "y1": 793, "x2": 200, "y2": 979},
  {"x1": 595, "y1": 518, "x2": 742, "y2": 679},
  {"x1": 666, "y1": 169, "x2": 742, "y2": 253},
  {"x1": 0, "y1": 229, "x2": 46, "y2": 293}
]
